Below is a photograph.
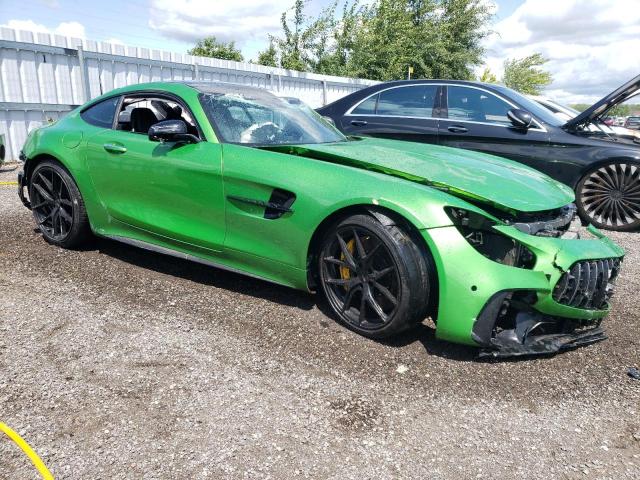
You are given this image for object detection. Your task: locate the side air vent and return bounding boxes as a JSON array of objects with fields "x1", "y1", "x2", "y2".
[{"x1": 264, "y1": 188, "x2": 296, "y2": 220}]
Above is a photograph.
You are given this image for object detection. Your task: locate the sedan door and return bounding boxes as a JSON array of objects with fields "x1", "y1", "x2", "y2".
[
  {"x1": 339, "y1": 84, "x2": 441, "y2": 144},
  {"x1": 84, "y1": 97, "x2": 225, "y2": 251},
  {"x1": 438, "y1": 85, "x2": 555, "y2": 176}
]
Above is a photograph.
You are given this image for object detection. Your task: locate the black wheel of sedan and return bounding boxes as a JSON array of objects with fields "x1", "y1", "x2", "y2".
[
  {"x1": 318, "y1": 213, "x2": 434, "y2": 339},
  {"x1": 576, "y1": 161, "x2": 640, "y2": 232},
  {"x1": 29, "y1": 160, "x2": 91, "y2": 248}
]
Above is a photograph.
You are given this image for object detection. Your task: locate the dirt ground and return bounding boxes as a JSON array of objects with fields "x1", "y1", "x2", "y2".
[{"x1": 0, "y1": 163, "x2": 638, "y2": 479}]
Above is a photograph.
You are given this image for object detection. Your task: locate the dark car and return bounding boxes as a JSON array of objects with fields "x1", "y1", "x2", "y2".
[
  {"x1": 625, "y1": 116, "x2": 640, "y2": 130},
  {"x1": 318, "y1": 75, "x2": 640, "y2": 231}
]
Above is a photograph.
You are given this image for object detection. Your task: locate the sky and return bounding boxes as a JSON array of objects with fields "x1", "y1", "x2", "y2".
[{"x1": 1, "y1": 0, "x2": 639, "y2": 104}]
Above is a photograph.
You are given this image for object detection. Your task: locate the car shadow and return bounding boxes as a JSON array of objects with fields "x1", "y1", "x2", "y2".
[
  {"x1": 82, "y1": 237, "x2": 552, "y2": 363},
  {"x1": 89, "y1": 236, "x2": 316, "y2": 311},
  {"x1": 313, "y1": 292, "x2": 479, "y2": 362}
]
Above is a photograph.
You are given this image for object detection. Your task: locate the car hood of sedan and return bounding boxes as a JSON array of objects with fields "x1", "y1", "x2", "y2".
[
  {"x1": 564, "y1": 73, "x2": 640, "y2": 130},
  {"x1": 263, "y1": 137, "x2": 574, "y2": 213}
]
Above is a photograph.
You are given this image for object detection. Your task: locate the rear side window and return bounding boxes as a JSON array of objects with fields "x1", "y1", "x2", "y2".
[
  {"x1": 376, "y1": 86, "x2": 437, "y2": 117},
  {"x1": 80, "y1": 97, "x2": 119, "y2": 128},
  {"x1": 352, "y1": 94, "x2": 378, "y2": 115}
]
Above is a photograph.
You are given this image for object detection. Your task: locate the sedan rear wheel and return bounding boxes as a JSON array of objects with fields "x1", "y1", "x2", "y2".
[
  {"x1": 576, "y1": 162, "x2": 640, "y2": 231},
  {"x1": 318, "y1": 214, "x2": 434, "y2": 339},
  {"x1": 30, "y1": 160, "x2": 91, "y2": 248}
]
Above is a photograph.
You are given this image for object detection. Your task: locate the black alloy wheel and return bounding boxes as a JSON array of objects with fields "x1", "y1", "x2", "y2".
[
  {"x1": 29, "y1": 160, "x2": 91, "y2": 248},
  {"x1": 318, "y1": 214, "x2": 434, "y2": 339},
  {"x1": 577, "y1": 162, "x2": 640, "y2": 231}
]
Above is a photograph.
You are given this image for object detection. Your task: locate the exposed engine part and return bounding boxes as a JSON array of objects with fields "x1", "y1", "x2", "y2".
[
  {"x1": 507, "y1": 204, "x2": 576, "y2": 237},
  {"x1": 445, "y1": 208, "x2": 535, "y2": 268}
]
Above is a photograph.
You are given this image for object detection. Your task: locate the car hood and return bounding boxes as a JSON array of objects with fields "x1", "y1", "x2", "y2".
[
  {"x1": 263, "y1": 137, "x2": 574, "y2": 213},
  {"x1": 564, "y1": 73, "x2": 640, "y2": 129}
]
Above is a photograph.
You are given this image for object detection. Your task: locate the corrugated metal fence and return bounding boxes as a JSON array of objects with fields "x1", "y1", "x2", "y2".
[{"x1": 0, "y1": 27, "x2": 377, "y2": 161}]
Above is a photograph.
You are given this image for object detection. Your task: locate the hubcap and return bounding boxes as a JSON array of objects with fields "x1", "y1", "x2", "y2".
[
  {"x1": 31, "y1": 168, "x2": 74, "y2": 240},
  {"x1": 580, "y1": 163, "x2": 640, "y2": 227},
  {"x1": 321, "y1": 227, "x2": 400, "y2": 330}
]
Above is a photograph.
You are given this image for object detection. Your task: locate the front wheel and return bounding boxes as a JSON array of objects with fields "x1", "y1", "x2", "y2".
[
  {"x1": 29, "y1": 160, "x2": 91, "y2": 248},
  {"x1": 576, "y1": 161, "x2": 640, "y2": 231},
  {"x1": 318, "y1": 213, "x2": 434, "y2": 339}
]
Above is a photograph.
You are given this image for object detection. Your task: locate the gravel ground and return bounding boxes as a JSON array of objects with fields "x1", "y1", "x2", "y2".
[{"x1": 0, "y1": 163, "x2": 638, "y2": 479}]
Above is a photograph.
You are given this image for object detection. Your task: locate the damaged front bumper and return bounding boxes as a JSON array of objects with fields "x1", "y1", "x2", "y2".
[
  {"x1": 473, "y1": 293, "x2": 608, "y2": 359},
  {"x1": 422, "y1": 221, "x2": 624, "y2": 359}
]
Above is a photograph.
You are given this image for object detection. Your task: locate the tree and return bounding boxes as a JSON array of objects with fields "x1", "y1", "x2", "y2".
[
  {"x1": 256, "y1": 40, "x2": 278, "y2": 67},
  {"x1": 502, "y1": 53, "x2": 552, "y2": 95},
  {"x1": 274, "y1": 0, "x2": 309, "y2": 70},
  {"x1": 265, "y1": 0, "x2": 493, "y2": 80},
  {"x1": 188, "y1": 36, "x2": 244, "y2": 62},
  {"x1": 478, "y1": 66, "x2": 497, "y2": 83}
]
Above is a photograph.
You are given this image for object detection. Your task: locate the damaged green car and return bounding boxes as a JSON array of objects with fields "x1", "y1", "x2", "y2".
[{"x1": 18, "y1": 82, "x2": 624, "y2": 357}]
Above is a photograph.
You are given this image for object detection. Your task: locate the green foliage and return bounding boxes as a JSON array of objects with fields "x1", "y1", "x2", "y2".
[
  {"x1": 569, "y1": 104, "x2": 589, "y2": 112},
  {"x1": 188, "y1": 36, "x2": 244, "y2": 62},
  {"x1": 256, "y1": 40, "x2": 278, "y2": 67},
  {"x1": 571, "y1": 103, "x2": 640, "y2": 117},
  {"x1": 502, "y1": 53, "x2": 552, "y2": 95},
  {"x1": 608, "y1": 103, "x2": 634, "y2": 117},
  {"x1": 478, "y1": 67, "x2": 497, "y2": 83},
  {"x1": 263, "y1": 0, "x2": 492, "y2": 80}
]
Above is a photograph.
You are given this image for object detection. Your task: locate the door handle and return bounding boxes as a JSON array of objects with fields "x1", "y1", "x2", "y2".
[
  {"x1": 447, "y1": 125, "x2": 468, "y2": 133},
  {"x1": 350, "y1": 120, "x2": 368, "y2": 127},
  {"x1": 103, "y1": 143, "x2": 127, "y2": 154}
]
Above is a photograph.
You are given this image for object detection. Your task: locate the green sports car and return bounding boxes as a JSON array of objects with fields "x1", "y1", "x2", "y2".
[{"x1": 17, "y1": 81, "x2": 624, "y2": 358}]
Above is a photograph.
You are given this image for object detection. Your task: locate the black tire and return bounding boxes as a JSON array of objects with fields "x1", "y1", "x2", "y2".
[
  {"x1": 318, "y1": 213, "x2": 435, "y2": 339},
  {"x1": 29, "y1": 159, "x2": 91, "y2": 248},
  {"x1": 576, "y1": 161, "x2": 640, "y2": 232}
]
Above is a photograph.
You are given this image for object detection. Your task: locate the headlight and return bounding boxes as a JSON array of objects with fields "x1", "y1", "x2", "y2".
[{"x1": 445, "y1": 207, "x2": 535, "y2": 268}]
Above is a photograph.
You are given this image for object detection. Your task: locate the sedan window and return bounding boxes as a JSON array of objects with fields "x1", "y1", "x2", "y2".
[
  {"x1": 447, "y1": 86, "x2": 511, "y2": 125},
  {"x1": 376, "y1": 85, "x2": 437, "y2": 118},
  {"x1": 352, "y1": 94, "x2": 378, "y2": 115}
]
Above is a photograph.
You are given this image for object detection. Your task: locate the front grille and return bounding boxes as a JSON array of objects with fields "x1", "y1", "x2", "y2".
[{"x1": 552, "y1": 258, "x2": 622, "y2": 309}]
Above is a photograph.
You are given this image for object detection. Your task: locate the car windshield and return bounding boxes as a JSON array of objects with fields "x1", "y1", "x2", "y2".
[
  {"x1": 492, "y1": 85, "x2": 566, "y2": 127},
  {"x1": 196, "y1": 83, "x2": 346, "y2": 146}
]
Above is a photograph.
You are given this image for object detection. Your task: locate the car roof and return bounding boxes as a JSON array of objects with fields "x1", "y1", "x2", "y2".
[
  {"x1": 356, "y1": 79, "x2": 503, "y2": 91},
  {"x1": 85, "y1": 80, "x2": 275, "y2": 106},
  {"x1": 316, "y1": 79, "x2": 514, "y2": 114}
]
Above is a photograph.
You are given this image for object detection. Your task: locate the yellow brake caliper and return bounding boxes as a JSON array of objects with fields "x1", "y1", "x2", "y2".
[{"x1": 340, "y1": 239, "x2": 356, "y2": 288}]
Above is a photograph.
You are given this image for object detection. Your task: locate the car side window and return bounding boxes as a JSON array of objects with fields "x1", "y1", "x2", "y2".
[
  {"x1": 352, "y1": 94, "x2": 378, "y2": 115},
  {"x1": 80, "y1": 97, "x2": 119, "y2": 128},
  {"x1": 447, "y1": 86, "x2": 511, "y2": 125},
  {"x1": 376, "y1": 86, "x2": 437, "y2": 118},
  {"x1": 115, "y1": 96, "x2": 199, "y2": 137}
]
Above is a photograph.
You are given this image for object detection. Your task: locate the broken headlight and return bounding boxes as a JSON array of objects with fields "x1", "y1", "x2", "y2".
[{"x1": 445, "y1": 207, "x2": 535, "y2": 269}]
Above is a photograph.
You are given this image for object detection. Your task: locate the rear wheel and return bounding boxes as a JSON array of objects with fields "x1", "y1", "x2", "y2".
[
  {"x1": 29, "y1": 160, "x2": 91, "y2": 248},
  {"x1": 576, "y1": 161, "x2": 640, "y2": 231},
  {"x1": 318, "y1": 214, "x2": 434, "y2": 339}
]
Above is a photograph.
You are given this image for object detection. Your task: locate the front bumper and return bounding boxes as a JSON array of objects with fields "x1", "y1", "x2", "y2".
[{"x1": 422, "y1": 222, "x2": 623, "y2": 357}]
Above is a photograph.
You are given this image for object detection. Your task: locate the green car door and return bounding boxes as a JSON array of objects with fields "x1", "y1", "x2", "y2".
[{"x1": 85, "y1": 105, "x2": 225, "y2": 252}]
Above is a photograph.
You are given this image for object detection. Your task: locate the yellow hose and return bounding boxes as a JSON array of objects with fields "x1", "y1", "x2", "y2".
[{"x1": 0, "y1": 421, "x2": 54, "y2": 479}]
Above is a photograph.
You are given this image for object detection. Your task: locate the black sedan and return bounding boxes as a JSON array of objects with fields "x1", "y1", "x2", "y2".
[{"x1": 318, "y1": 76, "x2": 640, "y2": 231}]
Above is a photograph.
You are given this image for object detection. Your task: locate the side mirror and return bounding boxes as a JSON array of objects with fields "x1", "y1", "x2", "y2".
[
  {"x1": 148, "y1": 120, "x2": 199, "y2": 143},
  {"x1": 507, "y1": 109, "x2": 533, "y2": 129}
]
